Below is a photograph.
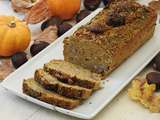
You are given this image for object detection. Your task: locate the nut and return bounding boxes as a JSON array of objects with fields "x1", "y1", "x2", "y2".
[
  {"x1": 88, "y1": 24, "x2": 106, "y2": 34},
  {"x1": 84, "y1": 0, "x2": 101, "y2": 11},
  {"x1": 76, "y1": 10, "x2": 90, "y2": 23},
  {"x1": 146, "y1": 72, "x2": 160, "y2": 91},
  {"x1": 152, "y1": 52, "x2": 160, "y2": 71},
  {"x1": 107, "y1": 13, "x2": 125, "y2": 27},
  {"x1": 11, "y1": 52, "x2": 28, "y2": 69},
  {"x1": 58, "y1": 23, "x2": 72, "y2": 36}
]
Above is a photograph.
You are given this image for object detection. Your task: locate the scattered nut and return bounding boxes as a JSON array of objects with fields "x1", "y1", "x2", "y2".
[
  {"x1": 146, "y1": 72, "x2": 160, "y2": 91},
  {"x1": 76, "y1": 10, "x2": 91, "y2": 23},
  {"x1": 11, "y1": 52, "x2": 28, "y2": 69},
  {"x1": 58, "y1": 23, "x2": 72, "y2": 37},
  {"x1": 152, "y1": 52, "x2": 160, "y2": 71},
  {"x1": 41, "y1": 17, "x2": 63, "y2": 31},
  {"x1": 30, "y1": 41, "x2": 49, "y2": 56},
  {"x1": 84, "y1": 0, "x2": 101, "y2": 11}
]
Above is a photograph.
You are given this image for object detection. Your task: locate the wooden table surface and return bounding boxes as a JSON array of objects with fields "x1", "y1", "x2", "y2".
[{"x1": 0, "y1": 0, "x2": 160, "y2": 120}]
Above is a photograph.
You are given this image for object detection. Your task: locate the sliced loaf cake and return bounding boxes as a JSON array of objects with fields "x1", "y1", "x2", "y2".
[
  {"x1": 23, "y1": 79, "x2": 80, "y2": 109},
  {"x1": 43, "y1": 60, "x2": 101, "y2": 90},
  {"x1": 34, "y1": 69, "x2": 92, "y2": 99}
]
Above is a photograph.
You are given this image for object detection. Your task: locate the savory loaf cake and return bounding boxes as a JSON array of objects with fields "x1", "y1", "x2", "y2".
[
  {"x1": 63, "y1": 1, "x2": 157, "y2": 78},
  {"x1": 35, "y1": 69, "x2": 92, "y2": 99},
  {"x1": 23, "y1": 79, "x2": 80, "y2": 109},
  {"x1": 43, "y1": 60, "x2": 101, "y2": 90}
]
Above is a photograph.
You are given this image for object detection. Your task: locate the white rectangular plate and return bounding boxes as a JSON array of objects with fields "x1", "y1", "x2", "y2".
[{"x1": 1, "y1": 4, "x2": 160, "y2": 120}]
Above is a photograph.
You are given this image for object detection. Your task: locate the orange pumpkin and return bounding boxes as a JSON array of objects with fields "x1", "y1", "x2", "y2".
[
  {"x1": 0, "y1": 16, "x2": 31, "y2": 57},
  {"x1": 46, "y1": 0, "x2": 81, "y2": 20}
]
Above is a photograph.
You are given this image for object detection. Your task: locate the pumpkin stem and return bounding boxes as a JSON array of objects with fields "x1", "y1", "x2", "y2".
[{"x1": 8, "y1": 21, "x2": 16, "y2": 28}]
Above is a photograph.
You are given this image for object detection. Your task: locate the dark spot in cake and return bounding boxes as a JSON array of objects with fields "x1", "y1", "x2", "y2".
[
  {"x1": 45, "y1": 84, "x2": 58, "y2": 91},
  {"x1": 89, "y1": 27, "x2": 105, "y2": 34},
  {"x1": 71, "y1": 48, "x2": 77, "y2": 55},
  {"x1": 141, "y1": 7, "x2": 150, "y2": 13},
  {"x1": 68, "y1": 79, "x2": 74, "y2": 84},
  {"x1": 69, "y1": 57, "x2": 74, "y2": 61},
  {"x1": 94, "y1": 65, "x2": 108, "y2": 74},
  {"x1": 85, "y1": 58, "x2": 90, "y2": 61},
  {"x1": 107, "y1": 13, "x2": 125, "y2": 27}
]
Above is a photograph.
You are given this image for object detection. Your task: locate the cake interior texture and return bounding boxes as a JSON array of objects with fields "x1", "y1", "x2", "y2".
[
  {"x1": 23, "y1": 60, "x2": 101, "y2": 109},
  {"x1": 63, "y1": 1, "x2": 157, "y2": 78},
  {"x1": 44, "y1": 60, "x2": 101, "y2": 90},
  {"x1": 23, "y1": 78, "x2": 80, "y2": 109},
  {"x1": 34, "y1": 69, "x2": 92, "y2": 99}
]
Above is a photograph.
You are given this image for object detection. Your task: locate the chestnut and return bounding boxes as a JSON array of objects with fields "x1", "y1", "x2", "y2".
[
  {"x1": 76, "y1": 10, "x2": 91, "y2": 23},
  {"x1": 30, "y1": 41, "x2": 49, "y2": 56},
  {"x1": 41, "y1": 17, "x2": 63, "y2": 31},
  {"x1": 58, "y1": 23, "x2": 72, "y2": 37},
  {"x1": 11, "y1": 52, "x2": 28, "y2": 69},
  {"x1": 84, "y1": 0, "x2": 101, "y2": 11},
  {"x1": 146, "y1": 72, "x2": 160, "y2": 91}
]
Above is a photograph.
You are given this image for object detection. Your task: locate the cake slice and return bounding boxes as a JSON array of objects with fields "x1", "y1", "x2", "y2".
[
  {"x1": 23, "y1": 79, "x2": 80, "y2": 109},
  {"x1": 34, "y1": 69, "x2": 92, "y2": 99},
  {"x1": 43, "y1": 60, "x2": 101, "y2": 90}
]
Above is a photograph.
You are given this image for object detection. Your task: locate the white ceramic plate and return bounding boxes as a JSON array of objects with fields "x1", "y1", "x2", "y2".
[{"x1": 1, "y1": 3, "x2": 160, "y2": 120}]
